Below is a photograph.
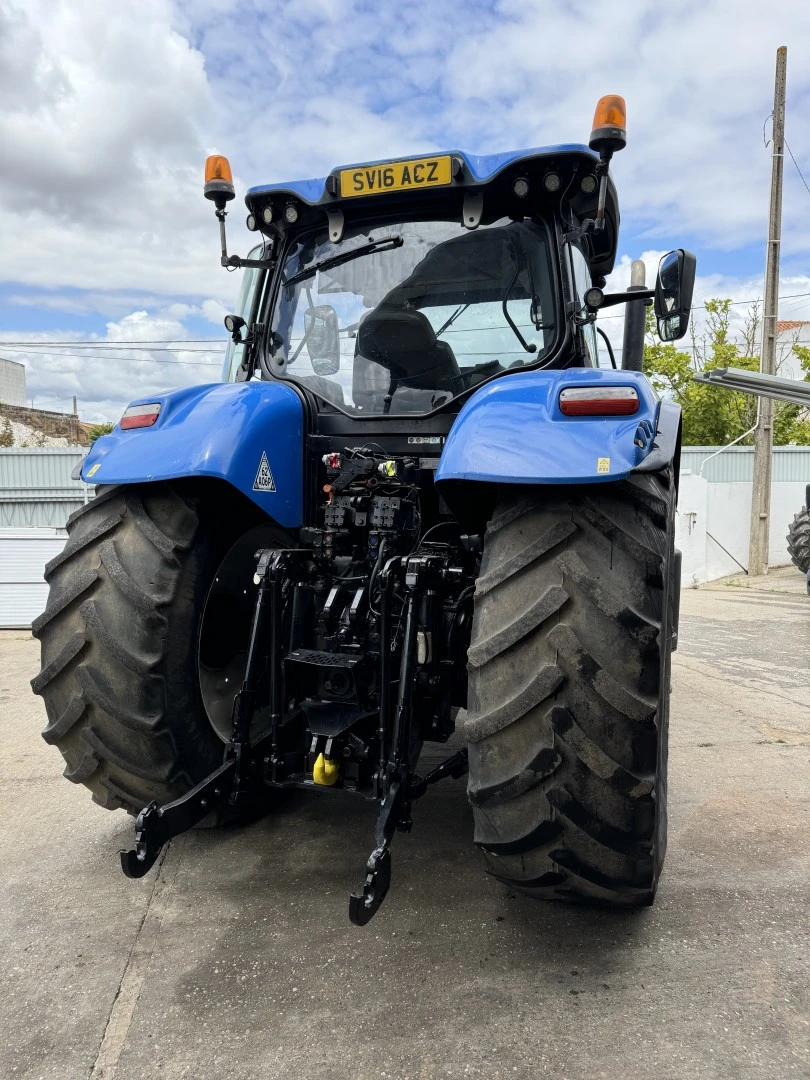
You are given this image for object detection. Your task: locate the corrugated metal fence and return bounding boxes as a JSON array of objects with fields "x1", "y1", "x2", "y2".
[
  {"x1": 1, "y1": 445, "x2": 808, "y2": 627},
  {"x1": 0, "y1": 529, "x2": 67, "y2": 628},
  {"x1": 0, "y1": 448, "x2": 89, "y2": 527},
  {"x1": 0, "y1": 450, "x2": 92, "y2": 627},
  {"x1": 2, "y1": 446, "x2": 808, "y2": 528},
  {"x1": 680, "y1": 446, "x2": 810, "y2": 483}
]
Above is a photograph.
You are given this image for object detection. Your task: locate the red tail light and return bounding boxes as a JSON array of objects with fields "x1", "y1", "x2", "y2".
[
  {"x1": 120, "y1": 403, "x2": 161, "y2": 429},
  {"x1": 559, "y1": 386, "x2": 640, "y2": 416}
]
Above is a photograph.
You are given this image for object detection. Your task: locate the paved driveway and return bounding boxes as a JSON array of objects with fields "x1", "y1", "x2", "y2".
[{"x1": 1, "y1": 573, "x2": 808, "y2": 1079}]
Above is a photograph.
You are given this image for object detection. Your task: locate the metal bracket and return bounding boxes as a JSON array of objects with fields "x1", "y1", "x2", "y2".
[
  {"x1": 462, "y1": 192, "x2": 483, "y2": 230},
  {"x1": 349, "y1": 553, "x2": 466, "y2": 925},
  {"x1": 350, "y1": 847, "x2": 392, "y2": 926},
  {"x1": 408, "y1": 748, "x2": 468, "y2": 799},
  {"x1": 121, "y1": 539, "x2": 468, "y2": 925},
  {"x1": 120, "y1": 546, "x2": 291, "y2": 878},
  {"x1": 120, "y1": 756, "x2": 242, "y2": 878},
  {"x1": 326, "y1": 207, "x2": 344, "y2": 244},
  {"x1": 348, "y1": 747, "x2": 469, "y2": 925},
  {"x1": 349, "y1": 777, "x2": 406, "y2": 925}
]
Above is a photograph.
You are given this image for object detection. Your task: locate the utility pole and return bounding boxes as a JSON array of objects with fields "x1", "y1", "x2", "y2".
[{"x1": 749, "y1": 45, "x2": 787, "y2": 577}]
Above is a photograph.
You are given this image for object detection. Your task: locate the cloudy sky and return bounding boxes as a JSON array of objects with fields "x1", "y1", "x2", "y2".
[{"x1": 1, "y1": 0, "x2": 810, "y2": 421}]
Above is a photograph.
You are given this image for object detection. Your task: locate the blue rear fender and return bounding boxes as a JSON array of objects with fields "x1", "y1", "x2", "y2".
[
  {"x1": 436, "y1": 369, "x2": 674, "y2": 488},
  {"x1": 82, "y1": 382, "x2": 305, "y2": 528}
]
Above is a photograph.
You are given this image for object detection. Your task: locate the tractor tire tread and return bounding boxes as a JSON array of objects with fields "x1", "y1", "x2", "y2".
[
  {"x1": 787, "y1": 508, "x2": 810, "y2": 574},
  {"x1": 465, "y1": 471, "x2": 675, "y2": 907},
  {"x1": 32, "y1": 482, "x2": 222, "y2": 813}
]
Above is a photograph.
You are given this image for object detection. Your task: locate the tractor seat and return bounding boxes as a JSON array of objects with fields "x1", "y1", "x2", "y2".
[{"x1": 353, "y1": 307, "x2": 461, "y2": 410}]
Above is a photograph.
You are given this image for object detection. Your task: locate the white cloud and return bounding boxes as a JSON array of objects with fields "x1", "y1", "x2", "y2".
[
  {"x1": 0, "y1": 0, "x2": 236, "y2": 308},
  {"x1": 165, "y1": 302, "x2": 198, "y2": 318},
  {"x1": 201, "y1": 298, "x2": 229, "y2": 325},
  {"x1": 1, "y1": 311, "x2": 224, "y2": 423},
  {"x1": 1, "y1": 0, "x2": 810, "y2": 419},
  {"x1": 4, "y1": 1, "x2": 810, "y2": 294}
]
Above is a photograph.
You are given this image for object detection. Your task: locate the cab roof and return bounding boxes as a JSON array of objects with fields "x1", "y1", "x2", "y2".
[
  {"x1": 245, "y1": 144, "x2": 620, "y2": 277},
  {"x1": 248, "y1": 144, "x2": 595, "y2": 202}
]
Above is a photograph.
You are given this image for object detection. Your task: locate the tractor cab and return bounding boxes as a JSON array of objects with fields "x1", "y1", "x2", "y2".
[
  {"x1": 219, "y1": 142, "x2": 620, "y2": 418},
  {"x1": 212, "y1": 99, "x2": 692, "y2": 429}
]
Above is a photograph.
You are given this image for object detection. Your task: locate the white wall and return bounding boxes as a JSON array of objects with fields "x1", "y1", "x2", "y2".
[
  {"x1": 0, "y1": 528, "x2": 66, "y2": 628},
  {"x1": 675, "y1": 472, "x2": 709, "y2": 585},
  {"x1": 0, "y1": 358, "x2": 27, "y2": 407},
  {"x1": 676, "y1": 470, "x2": 805, "y2": 585}
]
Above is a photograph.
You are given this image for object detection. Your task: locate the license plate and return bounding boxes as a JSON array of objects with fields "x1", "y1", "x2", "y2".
[{"x1": 339, "y1": 155, "x2": 452, "y2": 199}]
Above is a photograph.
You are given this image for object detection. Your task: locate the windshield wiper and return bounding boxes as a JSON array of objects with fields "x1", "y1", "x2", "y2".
[
  {"x1": 502, "y1": 262, "x2": 537, "y2": 354},
  {"x1": 436, "y1": 303, "x2": 469, "y2": 337},
  {"x1": 283, "y1": 235, "x2": 404, "y2": 289}
]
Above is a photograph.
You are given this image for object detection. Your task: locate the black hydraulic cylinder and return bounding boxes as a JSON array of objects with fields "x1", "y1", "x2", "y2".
[
  {"x1": 622, "y1": 260, "x2": 649, "y2": 372},
  {"x1": 622, "y1": 283, "x2": 648, "y2": 371}
]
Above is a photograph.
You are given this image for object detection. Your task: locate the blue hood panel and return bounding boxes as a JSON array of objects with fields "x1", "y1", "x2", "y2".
[
  {"x1": 82, "y1": 382, "x2": 305, "y2": 528},
  {"x1": 436, "y1": 369, "x2": 662, "y2": 486}
]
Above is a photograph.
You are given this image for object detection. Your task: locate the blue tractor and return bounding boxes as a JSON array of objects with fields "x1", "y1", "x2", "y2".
[{"x1": 33, "y1": 96, "x2": 694, "y2": 923}]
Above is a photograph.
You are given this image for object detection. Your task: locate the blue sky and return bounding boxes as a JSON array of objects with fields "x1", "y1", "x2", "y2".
[{"x1": 1, "y1": 0, "x2": 810, "y2": 420}]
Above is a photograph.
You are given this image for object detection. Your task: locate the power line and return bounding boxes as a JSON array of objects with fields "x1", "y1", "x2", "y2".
[
  {"x1": 608, "y1": 341, "x2": 810, "y2": 355},
  {"x1": 3, "y1": 344, "x2": 223, "y2": 354},
  {"x1": 0, "y1": 338, "x2": 225, "y2": 345},
  {"x1": 28, "y1": 396, "x2": 75, "y2": 407},
  {"x1": 785, "y1": 139, "x2": 810, "y2": 198},
  {"x1": 596, "y1": 289, "x2": 810, "y2": 320},
  {"x1": 2, "y1": 348, "x2": 221, "y2": 367}
]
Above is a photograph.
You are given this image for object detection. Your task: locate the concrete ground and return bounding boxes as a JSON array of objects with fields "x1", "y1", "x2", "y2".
[{"x1": 1, "y1": 572, "x2": 809, "y2": 1080}]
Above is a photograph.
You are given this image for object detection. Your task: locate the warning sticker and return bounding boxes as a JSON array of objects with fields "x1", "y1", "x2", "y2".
[
  {"x1": 407, "y1": 436, "x2": 443, "y2": 445},
  {"x1": 597, "y1": 457, "x2": 610, "y2": 474},
  {"x1": 253, "y1": 452, "x2": 276, "y2": 492}
]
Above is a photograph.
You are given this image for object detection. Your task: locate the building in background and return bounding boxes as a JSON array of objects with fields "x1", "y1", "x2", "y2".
[
  {"x1": 0, "y1": 358, "x2": 91, "y2": 447},
  {"x1": 776, "y1": 321, "x2": 810, "y2": 381},
  {"x1": 0, "y1": 357, "x2": 27, "y2": 407}
]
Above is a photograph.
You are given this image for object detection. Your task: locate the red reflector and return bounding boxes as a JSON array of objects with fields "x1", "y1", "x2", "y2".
[
  {"x1": 559, "y1": 386, "x2": 639, "y2": 416},
  {"x1": 120, "y1": 403, "x2": 161, "y2": 429}
]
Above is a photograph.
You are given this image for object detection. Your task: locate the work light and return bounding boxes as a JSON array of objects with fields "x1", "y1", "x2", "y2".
[{"x1": 580, "y1": 174, "x2": 598, "y2": 194}]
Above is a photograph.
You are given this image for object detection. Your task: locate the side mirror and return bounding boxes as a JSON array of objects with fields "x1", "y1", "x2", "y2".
[
  {"x1": 304, "y1": 305, "x2": 340, "y2": 376},
  {"x1": 654, "y1": 249, "x2": 696, "y2": 341}
]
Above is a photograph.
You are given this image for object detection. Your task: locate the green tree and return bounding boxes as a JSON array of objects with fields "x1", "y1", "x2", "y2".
[
  {"x1": 87, "y1": 422, "x2": 114, "y2": 445},
  {"x1": 643, "y1": 299, "x2": 810, "y2": 445},
  {"x1": 0, "y1": 417, "x2": 13, "y2": 448}
]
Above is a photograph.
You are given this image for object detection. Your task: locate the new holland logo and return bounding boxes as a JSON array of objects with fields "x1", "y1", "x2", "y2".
[{"x1": 253, "y1": 452, "x2": 276, "y2": 492}]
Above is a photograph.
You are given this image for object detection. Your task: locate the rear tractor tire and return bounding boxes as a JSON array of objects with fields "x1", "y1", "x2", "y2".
[
  {"x1": 31, "y1": 483, "x2": 272, "y2": 815},
  {"x1": 464, "y1": 470, "x2": 676, "y2": 907},
  {"x1": 787, "y1": 507, "x2": 810, "y2": 575}
]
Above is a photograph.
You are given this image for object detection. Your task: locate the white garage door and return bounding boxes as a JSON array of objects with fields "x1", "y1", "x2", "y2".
[{"x1": 0, "y1": 528, "x2": 67, "y2": 629}]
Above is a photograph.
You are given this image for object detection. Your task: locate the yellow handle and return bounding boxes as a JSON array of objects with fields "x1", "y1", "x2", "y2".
[{"x1": 313, "y1": 752, "x2": 340, "y2": 787}]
